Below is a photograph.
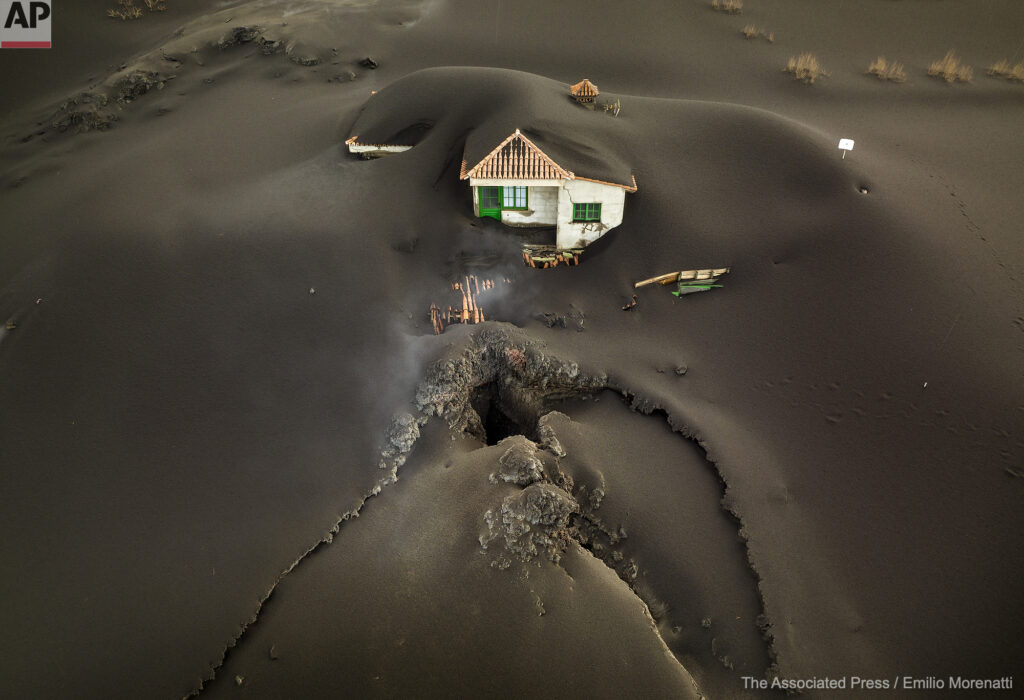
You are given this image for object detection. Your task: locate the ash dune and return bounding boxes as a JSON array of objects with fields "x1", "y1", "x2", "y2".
[{"x1": 1, "y1": 0, "x2": 1022, "y2": 698}]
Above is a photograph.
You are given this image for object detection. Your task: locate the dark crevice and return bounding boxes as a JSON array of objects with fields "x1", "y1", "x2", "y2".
[{"x1": 470, "y1": 381, "x2": 539, "y2": 445}]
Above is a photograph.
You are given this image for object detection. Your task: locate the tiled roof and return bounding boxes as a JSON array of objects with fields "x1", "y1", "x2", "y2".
[
  {"x1": 575, "y1": 174, "x2": 638, "y2": 193},
  {"x1": 346, "y1": 135, "x2": 410, "y2": 148},
  {"x1": 462, "y1": 129, "x2": 573, "y2": 181},
  {"x1": 570, "y1": 78, "x2": 599, "y2": 99}
]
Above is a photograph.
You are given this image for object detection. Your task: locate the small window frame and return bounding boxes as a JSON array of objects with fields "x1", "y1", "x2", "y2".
[
  {"x1": 502, "y1": 186, "x2": 528, "y2": 210},
  {"x1": 572, "y1": 202, "x2": 602, "y2": 222}
]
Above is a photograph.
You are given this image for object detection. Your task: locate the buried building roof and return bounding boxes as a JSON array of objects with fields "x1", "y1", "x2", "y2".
[
  {"x1": 460, "y1": 128, "x2": 637, "y2": 192},
  {"x1": 461, "y1": 129, "x2": 572, "y2": 180},
  {"x1": 569, "y1": 78, "x2": 600, "y2": 101}
]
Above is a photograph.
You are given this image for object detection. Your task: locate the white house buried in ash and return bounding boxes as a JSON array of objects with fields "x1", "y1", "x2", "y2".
[
  {"x1": 346, "y1": 78, "x2": 638, "y2": 256},
  {"x1": 346, "y1": 125, "x2": 637, "y2": 253},
  {"x1": 458, "y1": 128, "x2": 637, "y2": 251}
]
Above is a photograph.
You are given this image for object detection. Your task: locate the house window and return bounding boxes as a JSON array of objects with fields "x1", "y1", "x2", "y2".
[
  {"x1": 572, "y1": 202, "x2": 602, "y2": 222},
  {"x1": 478, "y1": 187, "x2": 502, "y2": 212},
  {"x1": 502, "y1": 186, "x2": 528, "y2": 209}
]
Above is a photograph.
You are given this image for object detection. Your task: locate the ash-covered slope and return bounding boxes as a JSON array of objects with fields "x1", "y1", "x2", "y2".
[
  {"x1": 347, "y1": 67, "x2": 637, "y2": 188},
  {"x1": 199, "y1": 434, "x2": 700, "y2": 698},
  {"x1": 1, "y1": 0, "x2": 1022, "y2": 698}
]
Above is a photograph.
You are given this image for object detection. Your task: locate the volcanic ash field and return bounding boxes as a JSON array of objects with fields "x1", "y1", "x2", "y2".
[{"x1": 1, "y1": 1, "x2": 1022, "y2": 698}]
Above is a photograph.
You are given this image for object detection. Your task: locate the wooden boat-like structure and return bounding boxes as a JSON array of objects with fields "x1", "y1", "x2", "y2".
[
  {"x1": 522, "y1": 245, "x2": 585, "y2": 269},
  {"x1": 634, "y1": 267, "x2": 731, "y2": 295}
]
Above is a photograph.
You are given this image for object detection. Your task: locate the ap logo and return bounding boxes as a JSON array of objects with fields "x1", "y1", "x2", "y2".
[{"x1": 1, "y1": 1, "x2": 51, "y2": 48}]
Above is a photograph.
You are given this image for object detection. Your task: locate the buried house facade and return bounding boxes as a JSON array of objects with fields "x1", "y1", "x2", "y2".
[{"x1": 460, "y1": 129, "x2": 637, "y2": 250}]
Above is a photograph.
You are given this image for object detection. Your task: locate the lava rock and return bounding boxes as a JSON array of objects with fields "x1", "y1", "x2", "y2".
[
  {"x1": 379, "y1": 413, "x2": 422, "y2": 470},
  {"x1": 115, "y1": 70, "x2": 169, "y2": 103},
  {"x1": 290, "y1": 54, "x2": 321, "y2": 66},
  {"x1": 482, "y1": 482, "x2": 580, "y2": 562},
  {"x1": 218, "y1": 26, "x2": 262, "y2": 48},
  {"x1": 51, "y1": 93, "x2": 117, "y2": 133},
  {"x1": 537, "y1": 412, "x2": 567, "y2": 457},
  {"x1": 535, "y1": 312, "x2": 567, "y2": 329},
  {"x1": 494, "y1": 438, "x2": 545, "y2": 486},
  {"x1": 515, "y1": 483, "x2": 578, "y2": 528}
]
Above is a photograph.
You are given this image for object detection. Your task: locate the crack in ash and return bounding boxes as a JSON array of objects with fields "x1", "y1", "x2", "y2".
[
  {"x1": 412, "y1": 325, "x2": 765, "y2": 690},
  {"x1": 610, "y1": 386, "x2": 782, "y2": 680},
  {"x1": 415, "y1": 326, "x2": 778, "y2": 682},
  {"x1": 189, "y1": 417, "x2": 425, "y2": 697},
  {"x1": 189, "y1": 326, "x2": 600, "y2": 695},
  {"x1": 189, "y1": 326, "x2": 774, "y2": 695}
]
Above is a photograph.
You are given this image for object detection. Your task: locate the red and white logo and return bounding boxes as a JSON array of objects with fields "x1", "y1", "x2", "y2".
[{"x1": 2, "y1": 1, "x2": 52, "y2": 49}]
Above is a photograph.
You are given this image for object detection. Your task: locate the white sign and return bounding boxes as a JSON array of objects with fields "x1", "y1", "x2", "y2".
[
  {"x1": 838, "y1": 138, "x2": 854, "y2": 159},
  {"x1": 1, "y1": 1, "x2": 51, "y2": 49}
]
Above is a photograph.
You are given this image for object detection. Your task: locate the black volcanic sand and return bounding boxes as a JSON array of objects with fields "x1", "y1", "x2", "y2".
[
  {"x1": 1, "y1": 0, "x2": 1022, "y2": 698},
  {"x1": 207, "y1": 417, "x2": 701, "y2": 698}
]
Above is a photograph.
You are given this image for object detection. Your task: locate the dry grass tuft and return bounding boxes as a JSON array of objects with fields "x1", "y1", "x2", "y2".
[
  {"x1": 784, "y1": 53, "x2": 828, "y2": 84},
  {"x1": 741, "y1": 25, "x2": 774, "y2": 42},
  {"x1": 928, "y1": 51, "x2": 973, "y2": 83},
  {"x1": 712, "y1": 0, "x2": 743, "y2": 14},
  {"x1": 867, "y1": 56, "x2": 907, "y2": 83},
  {"x1": 107, "y1": 0, "x2": 142, "y2": 19},
  {"x1": 987, "y1": 59, "x2": 1024, "y2": 83},
  {"x1": 107, "y1": 0, "x2": 165, "y2": 19}
]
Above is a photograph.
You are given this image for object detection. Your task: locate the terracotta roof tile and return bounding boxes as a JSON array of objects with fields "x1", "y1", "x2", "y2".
[
  {"x1": 570, "y1": 78, "x2": 600, "y2": 99},
  {"x1": 462, "y1": 129, "x2": 573, "y2": 181},
  {"x1": 574, "y1": 174, "x2": 638, "y2": 193},
  {"x1": 346, "y1": 135, "x2": 411, "y2": 149}
]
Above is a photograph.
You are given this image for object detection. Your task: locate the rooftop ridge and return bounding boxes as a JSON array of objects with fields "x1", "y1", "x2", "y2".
[{"x1": 462, "y1": 129, "x2": 574, "y2": 181}]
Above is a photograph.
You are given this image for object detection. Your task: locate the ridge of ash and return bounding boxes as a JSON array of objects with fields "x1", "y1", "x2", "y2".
[
  {"x1": 21, "y1": 7, "x2": 377, "y2": 142},
  {"x1": 610, "y1": 386, "x2": 782, "y2": 681},
  {"x1": 42, "y1": 70, "x2": 174, "y2": 136}
]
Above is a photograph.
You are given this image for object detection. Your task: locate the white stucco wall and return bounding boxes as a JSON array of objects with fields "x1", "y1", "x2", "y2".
[
  {"x1": 466, "y1": 177, "x2": 630, "y2": 249},
  {"x1": 555, "y1": 180, "x2": 627, "y2": 249},
  {"x1": 502, "y1": 186, "x2": 558, "y2": 226},
  {"x1": 468, "y1": 179, "x2": 561, "y2": 226}
]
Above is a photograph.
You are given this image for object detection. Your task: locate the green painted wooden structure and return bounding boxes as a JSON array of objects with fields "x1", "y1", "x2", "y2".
[{"x1": 477, "y1": 186, "x2": 528, "y2": 221}]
